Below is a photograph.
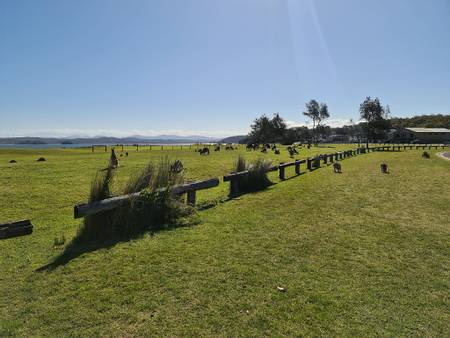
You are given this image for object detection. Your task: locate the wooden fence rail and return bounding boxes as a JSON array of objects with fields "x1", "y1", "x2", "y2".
[
  {"x1": 0, "y1": 219, "x2": 33, "y2": 240},
  {"x1": 74, "y1": 177, "x2": 220, "y2": 219}
]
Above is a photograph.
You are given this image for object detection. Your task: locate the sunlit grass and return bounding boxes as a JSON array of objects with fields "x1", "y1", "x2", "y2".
[{"x1": 0, "y1": 144, "x2": 449, "y2": 336}]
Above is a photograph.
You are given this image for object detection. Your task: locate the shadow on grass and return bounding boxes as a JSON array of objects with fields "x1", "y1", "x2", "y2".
[
  {"x1": 279, "y1": 172, "x2": 307, "y2": 182},
  {"x1": 36, "y1": 217, "x2": 199, "y2": 272}
]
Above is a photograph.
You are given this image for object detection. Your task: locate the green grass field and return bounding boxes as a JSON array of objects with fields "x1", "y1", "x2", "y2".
[{"x1": 0, "y1": 145, "x2": 449, "y2": 337}]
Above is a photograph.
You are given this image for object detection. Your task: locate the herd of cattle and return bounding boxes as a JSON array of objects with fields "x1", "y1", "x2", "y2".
[{"x1": 196, "y1": 143, "x2": 309, "y2": 157}]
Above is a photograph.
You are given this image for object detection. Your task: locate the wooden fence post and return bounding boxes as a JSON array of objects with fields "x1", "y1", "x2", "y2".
[
  {"x1": 186, "y1": 190, "x2": 196, "y2": 206},
  {"x1": 279, "y1": 165, "x2": 285, "y2": 180},
  {"x1": 295, "y1": 160, "x2": 301, "y2": 175},
  {"x1": 230, "y1": 179, "x2": 239, "y2": 197},
  {"x1": 314, "y1": 157, "x2": 321, "y2": 168}
]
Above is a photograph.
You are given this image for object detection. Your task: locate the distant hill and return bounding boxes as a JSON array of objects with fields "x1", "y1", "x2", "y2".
[
  {"x1": 0, "y1": 135, "x2": 218, "y2": 145},
  {"x1": 219, "y1": 135, "x2": 246, "y2": 144},
  {"x1": 390, "y1": 114, "x2": 450, "y2": 129}
]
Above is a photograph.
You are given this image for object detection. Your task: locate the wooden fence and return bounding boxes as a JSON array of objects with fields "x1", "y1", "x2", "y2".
[
  {"x1": 74, "y1": 143, "x2": 449, "y2": 218},
  {"x1": 74, "y1": 178, "x2": 219, "y2": 219}
]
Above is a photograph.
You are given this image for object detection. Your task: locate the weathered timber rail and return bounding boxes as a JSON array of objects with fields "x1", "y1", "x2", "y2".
[
  {"x1": 0, "y1": 219, "x2": 33, "y2": 240},
  {"x1": 74, "y1": 177, "x2": 220, "y2": 219}
]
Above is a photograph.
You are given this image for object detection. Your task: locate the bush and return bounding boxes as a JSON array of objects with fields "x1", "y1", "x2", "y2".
[
  {"x1": 76, "y1": 157, "x2": 194, "y2": 243},
  {"x1": 230, "y1": 155, "x2": 273, "y2": 196}
]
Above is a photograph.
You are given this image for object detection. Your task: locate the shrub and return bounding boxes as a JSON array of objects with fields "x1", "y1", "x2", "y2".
[
  {"x1": 75, "y1": 157, "x2": 193, "y2": 243},
  {"x1": 230, "y1": 156, "x2": 273, "y2": 196}
]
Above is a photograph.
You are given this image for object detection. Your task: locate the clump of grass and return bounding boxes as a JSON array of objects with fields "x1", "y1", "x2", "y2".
[
  {"x1": 75, "y1": 157, "x2": 194, "y2": 243},
  {"x1": 235, "y1": 155, "x2": 247, "y2": 173},
  {"x1": 196, "y1": 196, "x2": 227, "y2": 210},
  {"x1": 53, "y1": 234, "x2": 66, "y2": 246},
  {"x1": 123, "y1": 162, "x2": 154, "y2": 194},
  {"x1": 230, "y1": 155, "x2": 273, "y2": 196}
]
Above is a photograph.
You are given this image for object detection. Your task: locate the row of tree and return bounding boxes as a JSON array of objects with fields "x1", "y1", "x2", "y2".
[{"x1": 242, "y1": 97, "x2": 391, "y2": 147}]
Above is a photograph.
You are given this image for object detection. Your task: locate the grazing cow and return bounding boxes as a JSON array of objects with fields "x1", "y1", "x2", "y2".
[
  {"x1": 110, "y1": 149, "x2": 119, "y2": 168},
  {"x1": 380, "y1": 163, "x2": 388, "y2": 173},
  {"x1": 246, "y1": 143, "x2": 259, "y2": 151},
  {"x1": 171, "y1": 160, "x2": 184, "y2": 173},
  {"x1": 225, "y1": 144, "x2": 234, "y2": 150},
  {"x1": 9, "y1": 160, "x2": 17, "y2": 163},
  {"x1": 37, "y1": 157, "x2": 46, "y2": 162},
  {"x1": 199, "y1": 147, "x2": 210, "y2": 155},
  {"x1": 214, "y1": 145, "x2": 220, "y2": 151},
  {"x1": 422, "y1": 151, "x2": 430, "y2": 159},
  {"x1": 261, "y1": 147, "x2": 267, "y2": 153},
  {"x1": 274, "y1": 149, "x2": 280, "y2": 155},
  {"x1": 125, "y1": 152, "x2": 129, "y2": 157},
  {"x1": 333, "y1": 162, "x2": 342, "y2": 173},
  {"x1": 287, "y1": 146, "x2": 298, "y2": 157}
]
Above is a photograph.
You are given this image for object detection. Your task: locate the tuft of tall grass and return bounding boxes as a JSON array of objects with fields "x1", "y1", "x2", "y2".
[
  {"x1": 151, "y1": 156, "x2": 185, "y2": 190},
  {"x1": 75, "y1": 157, "x2": 193, "y2": 243},
  {"x1": 123, "y1": 162, "x2": 154, "y2": 194},
  {"x1": 235, "y1": 155, "x2": 247, "y2": 173},
  {"x1": 230, "y1": 156, "x2": 273, "y2": 196}
]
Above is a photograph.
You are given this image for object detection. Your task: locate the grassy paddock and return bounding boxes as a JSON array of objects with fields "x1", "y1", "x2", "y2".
[{"x1": 0, "y1": 145, "x2": 449, "y2": 336}]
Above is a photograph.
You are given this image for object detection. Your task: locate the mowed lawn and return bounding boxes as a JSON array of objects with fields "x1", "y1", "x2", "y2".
[{"x1": 0, "y1": 145, "x2": 449, "y2": 337}]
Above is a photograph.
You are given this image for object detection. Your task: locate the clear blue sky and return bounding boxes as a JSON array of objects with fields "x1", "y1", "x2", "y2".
[{"x1": 1, "y1": 0, "x2": 449, "y2": 137}]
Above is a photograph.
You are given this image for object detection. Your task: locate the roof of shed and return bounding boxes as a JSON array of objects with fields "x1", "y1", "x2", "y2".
[{"x1": 405, "y1": 127, "x2": 450, "y2": 133}]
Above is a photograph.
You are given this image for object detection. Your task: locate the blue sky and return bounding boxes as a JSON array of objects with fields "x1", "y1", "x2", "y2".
[{"x1": 1, "y1": 0, "x2": 449, "y2": 137}]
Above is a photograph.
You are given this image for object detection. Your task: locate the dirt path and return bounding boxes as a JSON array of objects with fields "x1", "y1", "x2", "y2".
[{"x1": 437, "y1": 152, "x2": 450, "y2": 161}]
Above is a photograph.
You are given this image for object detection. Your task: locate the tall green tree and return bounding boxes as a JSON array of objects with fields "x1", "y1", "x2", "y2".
[
  {"x1": 359, "y1": 97, "x2": 390, "y2": 147},
  {"x1": 303, "y1": 99, "x2": 330, "y2": 144},
  {"x1": 270, "y1": 113, "x2": 287, "y2": 142},
  {"x1": 247, "y1": 113, "x2": 287, "y2": 143}
]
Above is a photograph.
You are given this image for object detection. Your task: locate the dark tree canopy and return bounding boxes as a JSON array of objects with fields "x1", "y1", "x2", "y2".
[
  {"x1": 248, "y1": 113, "x2": 287, "y2": 143},
  {"x1": 390, "y1": 114, "x2": 450, "y2": 129},
  {"x1": 359, "y1": 97, "x2": 391, "y2": 147}
]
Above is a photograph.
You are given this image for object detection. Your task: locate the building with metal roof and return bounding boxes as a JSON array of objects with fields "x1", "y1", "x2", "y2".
[{"x1": 404, "y1": 127, "x2": 450, "y2": 143}]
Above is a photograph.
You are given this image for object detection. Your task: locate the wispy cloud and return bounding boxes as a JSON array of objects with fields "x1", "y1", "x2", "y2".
[
  {"x1": 0, "y1": 128, "x2": 248, "y2": 138},
  {"x1": 286, "y1": 118, "x2": 352, "y2": 129}
]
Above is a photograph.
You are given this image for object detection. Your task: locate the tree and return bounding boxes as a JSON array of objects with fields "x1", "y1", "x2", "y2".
[
  {"x1": 270, "y1": 113, "x2": 287, "y2": 142},
  {"x1": 247, "y1": 113, "x2": 287, "y2": 143},
  {"x1": 316, "y1": 125, "x2": 332, "y2": 141},
  {"x1": 248, "y1": 114, "x2": 272, "y2": 143},
  {"x1": 281, "y1": 126, "x2": 311, "y2": 145},
  {"x1": 303, "y1": 99, "x2": 330, "y2": 144},
  {"x1": 359, "y1": 97, "x2": 390, "y2": 147}
]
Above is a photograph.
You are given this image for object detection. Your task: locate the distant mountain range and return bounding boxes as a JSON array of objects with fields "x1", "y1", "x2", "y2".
[
  {"x1": 0, "y1": 135, "x2": 219, "y2": 145},
  {"x1": 218, "y1": 135, "x2": 247, "y2": 143}
]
